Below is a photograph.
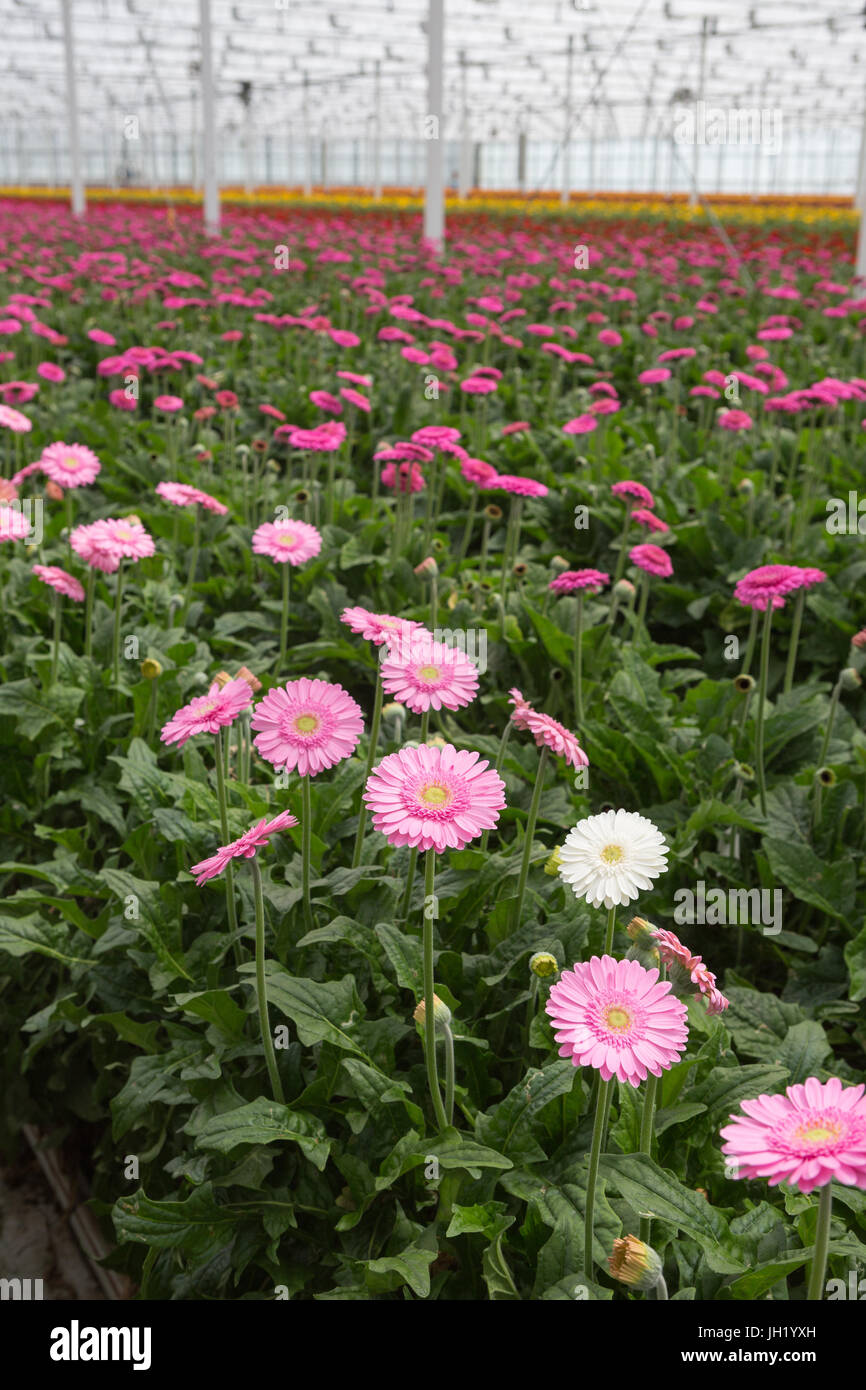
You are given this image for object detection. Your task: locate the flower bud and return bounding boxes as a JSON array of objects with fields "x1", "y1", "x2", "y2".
[
  {"x1": 851, "y1": 629, "x2": 866, "y2": 651},
  {"x1": 614, "y1": 578, "x2": 636, "y2": 599},
  {"x1": 141, "y1": 658, "x2": 162, "y2": 680},
  {"x1": 413, "y1": 995, "x2": 451, "y2": 1028},
  {"x1": 484, "y1": 503, "x2": 503, "y2": 521},
  {"x1": 733, "y1": 673, "x2": 755, "y2": 694},
  {"x1": 414, "y1": 556, "x2": 438, "y2": 577},
  {"x1": 737, "y1": 478, "x2": 755, "y2": 496},
  {"x1": 45, "y1": 480, "x2": 64, "y2": 501},
  {"x1": 840, "y1": 667, "x2": 862, "y2": 692},
  {"x1": 529, "y1": 951, "x2": 559, "y2": 979},
  {"x1": 815, "y1": 766, "x2": 836, "y2": 787},
  {"x1": 210, "y1": 670, "x2": 233, "y2": 689},
  {"x1": 734, "y1": 761, "x2": 755, "y2": 781},
  {"x1": 608, "y1": 1235, "x2": 665, "y2": 1291},
  {"x1": 235, "y1": 665, "x2": 262, "y2": 693},
  {"x1": 551, "y1": 555, "x2": 570, "y2": 572}
]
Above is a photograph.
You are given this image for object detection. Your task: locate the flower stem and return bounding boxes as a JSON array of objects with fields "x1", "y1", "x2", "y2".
[
  {"x1": 112, "y1": 561, "x2": 125, "y2": 690},
  {"x1": 603, "y1": 906, "x2": 616, "y2": 955},
  {"x1": 277, "y1": 562, "x2": 290, "y2": 676},
  {"x1": 84, "y1": 567, "x2": 95, "y2": 659},
  {"x1": 573, "y1": 592, "x2": 585, "y2": 725},
  {"x1": 213, "y1": 734, "x2": 241, "y2": 964},
  {"x1": 806, "y1": 1183, "x2": 833, "y2": 1302},
  {"x1": 638, "y1": 1071, "x2": 659, "y2": 1245},
  {"x1": 352, "y1": 673, "x2": 383, "y2": 868},
  {"x1": 249, "y1": 857, "x2": 285, "y2": 1104},
  {"x1": 301, "y1": 774, "x2": 313, "y2": 933},
  {"x1": 50, "y1": 591, "x2": 62, "y2": 686},
  {"x1": 422, "y1": 848, "x2": 449, "y2": 1132},
  {"x1": 817, "y1": 677, "x2": 841, "y2": 771},
  {"x1": 480, "y1": 719, "x2": 511, "y2": 852},
  {"x1": 783, "y1": 589, "x2": 805, "y2": 695},
  {"x1": 740, "y1": 609, "x2": 758, "y2": 677},
  {"x1": 442, "y1": 1019, "x2": 455, "y2": 1125},
  {"x1": 583, "y1": 1075, "x2": 611, "y2": 1278},
  {"x1": 512, "y1": 744, "x2": 549, "y2": 932},
  {"x1": 183, "y1": 506, "x2": 201, "y2": 617},
  {"x1": 754, "y1": 605, "x2": 774, "y2": 816}
]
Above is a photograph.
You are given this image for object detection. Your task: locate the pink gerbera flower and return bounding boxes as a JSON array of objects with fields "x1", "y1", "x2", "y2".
[
  {"x1": 363, "y1": 742, "x2": 506, "y2": 852},
  {"x1": 252, "y1": 518, "x2": 322, "y2": 565},
  {"x1": 630, "y1": 543, "x2": 673, "y2": 578},
  {"x1": 562, "y1": 414, "x2": 597, "y2": 436},
  {"x1": 380, "y1": 460, "x2": 426, "y2": 493},
  {"x1": 546, "y1": 955, "x2": 688, "y2": 1086},
  {"x1": 0, "y1": 404, "x2": 32, "y2": 433},
  {"x1": 32, "y1": 564, "x2": 86, "y2": 602},
  {"x1": 0, "y1": 505, "x2": 31, "y2": 542},
  {"x1": 548, "y1": 568, "x2": 609, "y2": 595},
  {"x1": 156, "y1": 481, "x2": 228, "y2": 515},
  {"x1": 154, "y1": 394, "x2": 184, "y2": 413},
  {"x1": 251, "y1": 678, "x2": 364, "y2": 777},
  {"x1": 70, "y1": 519, "x2": 121, "y2": 573},
  {"x1": 161, "y1": 677, "x2": 253, "y2": 748},
  {"x1": 718, "y1": 408, "x2": 753, "y2": 432},
  {"x1": 734, "y1": 564, "x2": 802, "y2": 611},
  {"x1": 494, "y1": 475, "x2": 549, "y2": 498},
  {"x1": 189, "y1": 809, "x2": 300, "y2": 886},
  {"x1": 380, "y1": 636, "x2": 479, "y2": 714},
  {"x1": 789, "y1": 566, "x2": 828, "y2": 592},
  {"x1": 340, "y1": 606, "x2": 426, "y2": 647},
  {"x1": 102, "y1": 518, "x2": 155, "y2": 563},
  {"x1": 611, "y1": 480, "x2": 654, "y2": 508},
  {"x1": 40, "y1": 442, "x2": 101, "y2": 489},
  {"x1": 508, "y1": 689, "x2": 588, "y2": 770},
  {"x1": 721, "y1": 1077, "x2": 866, "y2": 1194},
  {"x1": 632, "y1": 508, "x2": 669, "y2": 533}
]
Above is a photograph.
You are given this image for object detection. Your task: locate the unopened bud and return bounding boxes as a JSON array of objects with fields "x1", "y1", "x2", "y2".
[
  {"x1": 545, "y1": 847, "x2": 562, "y2": 876},
  {"x1": 529, "y1": 951, "x2": 559, "y2": 978},
  {"x1": 816, "y1": 766, "x2": 836, "y2": 787},
  {"x1": 614, "y1": 578, "x2": 636, "y2": 599},
  {"x1": 734, "y1": 673, "x2": 755, "y2": 694},
  {"x1": 840, "y1": 667, "x2": 862, "y2": 692},
  {"x1": 211, "y1": 670, "x2": 233, "y2": 689},
  {"x1": 141, "y1": 658, "x2": 162, "y2": 680},
  {"x1": 235, "y1": 665, "x2": 262, "y2": 693},
  {"x1": 413, "y1": 995, "x2": 451, "y2": 1028},
  {"x1": 608, "y1": 1235, "x2": 664, "y2": 1291},
  {"x1": 414, "y1": 556, "x2": 438, "y2": 577},
  {"x1": 45, "y1": 480, "x2": 64, "y2": 501}
]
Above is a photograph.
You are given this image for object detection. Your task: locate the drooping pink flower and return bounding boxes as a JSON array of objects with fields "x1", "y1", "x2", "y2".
[
  {"x1": 641, "y1": 925, "x2": 729, "y2": 1014},
  {"x1": 548, "y1": 568, "x2": 609, "y2": 595},
  {"x1": 734, "y1": 564, "x2": 802, "y2": 612},
  {"x1": 189, "y1": 809, "x2": 300, "y2": 885},
  {"x1": 340, "y1": 606, "x2": 426, "y2": 647},
  {"x1": 251, "y1": 678, "x2": 364, "y2": 776},
  {"x1": 32, "y1": 564, "x2": 86, "y2": 602},
  {"x1": 39, "y1": 442, "x2": 101, "y2": 489},
  {"x1": 632, "y1": 508, "x2": 669, "y2": 533},
  {"x1": 380, "y1": 636, "x2": 479, "y2": 714},
  {"x1": 363, "y1": 742, "x2": 506, "y2": 852},
  {"x1": 612, "y1": 480, "x2": 654, "y2": 508},
  {"x1": 721, "y1": 1077, "x2": 866, "y2": 1194},
  {"x1": 161, "y1": 677, "x2": 253, "y2": 748},
  {"x1": 546, "y1": 955, "x2": 688, "y2": 1086},
  {"x1": 252, "y1": 518, "x2": 322, "y2": 565},
  {"x1": 156, "y1": 481, "x2": 228, "y2": 515},
  {"x1": 508, "y1": 689, "x2": 588, "y2": 769},
  {"x1": 630, "y1": 543, "x2": 673, "y2": 578}
]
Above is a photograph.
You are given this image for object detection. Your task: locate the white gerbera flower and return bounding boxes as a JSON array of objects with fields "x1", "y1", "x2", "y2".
[{"x1": 558, "y1": 809, "x2": 668, "y2": 910}]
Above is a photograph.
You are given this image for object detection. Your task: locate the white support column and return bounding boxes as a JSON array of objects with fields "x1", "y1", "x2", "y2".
[
  {"x1": 690, "y1": 16, "x2": 710, "y2": 208},
  {"x1": 424, "y1": 0, "x2": 445, "y2": 251},
  {"x1": 561, "y1": 34, "x2": 573, "y2": 207},
  {"x1": 458, "y1": 50, "x2": 471, "y2": 200},
  {"x1": 61, "y1": 0, "x2": 85, "y2": 216},
  {"x1": 243, "y1": 102, "x2": 254, "y2": 196},
  {"x1": 303, "y1": 76, "x2": 313, "y2": 196},
  {"x1": 373, "y1": 60, "x2": 383, "y2": 199},
  {"x1": 856, "y1": 92, "x2": 866, "y2": 278},
  {"x1": 199, "y1": 0, "x2": 220, "y2": 234}
]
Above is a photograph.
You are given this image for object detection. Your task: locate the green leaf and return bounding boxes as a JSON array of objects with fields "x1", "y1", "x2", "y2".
[
  {"x1": 239, "y1": 963, "x2": 367, "y2": 1055},
  {"x1": 361, "y1": 1246, "x2": 437, "y2": 1298},
  {"x1": 113, "y1": 1183, "x2": 235, "y2": 1255},
  {"x1": 0, "y1": 679, "x2": 84, "y2": 739},
  {"x1": 600, "y1": 1154, "x2": 747, "y2": 1274},
  {"x1": 476, "y1": 1062, "x2": 576, "y2": 1161},
  {"x1": 844, "y1": 923, "x2": 866, "y2": 1002},
  {"x1": 0, "y1": 912, "x2": 90, "y2": 966},
  {"x1": 374, "y1": 922, "x2": 423, "y2": 994},
  {"x1": 764, "y1": 838, "x2": 856, "y2": 921},
  {"x1": 195, "y1": 1098, "x2": 331, "y2": 1171},
  {"x1": 171, "y1": 989, "x2": 247, "y2": 1042},
  {"x1": 775, "y1": 1021, "x2": 832, "y2": 1085},
  {"x1": 689, "y1": 1064, "x2": 791, "y2": 1124}
]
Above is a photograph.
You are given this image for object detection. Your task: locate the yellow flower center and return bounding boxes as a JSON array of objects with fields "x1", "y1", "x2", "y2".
[
  {"x1": 419, "y1": 782, "x2": 450, "y2": 807},
  {"x1": 418, "y1": 665, "x2": 440, "y2": 681},
  {"x1": 64, "y1": 456, "x2": 80, "y2": 468},
  {"x1": 604, "y1": 1005, "x2": 633, "y2": 1033},
  {"x1": 600, "y1": 843, "x2": 625, "y2": 864},
  {"x1": 797, "y1": 1123, "x2": 840, "y2": 1145},
  {"x1": 116, "y1": 527, "x2": 133, "y2": 540},
  {"x1": 277, "y1": 533, "x2": 296, "y2": 546},
  {"x1": 294, "y1": 714, "x2": 319, "y2": 734}
]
